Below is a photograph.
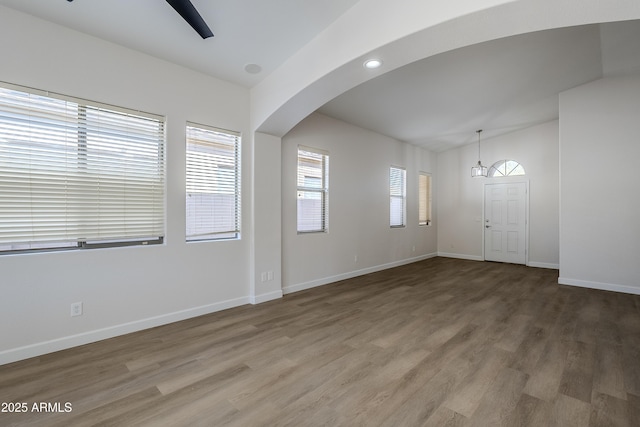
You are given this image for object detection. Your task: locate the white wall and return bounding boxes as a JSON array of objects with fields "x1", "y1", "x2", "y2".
[
  {"x1": 437, "y1": 121, "x2": 560, "y2": 268},
  {"x1": 281, "y1": 113, "x2": 437, "y2": 293},
  {"x1": 3, "y1": 4, "x2": 637, "y2": 366},
  {"x1": 0, "y1": 8, "x2": 252, "y2": 364},
  {"x1": 251, "y1": 132, "x2": 284, "y2": 303},
  {"x1": 559, "y1": 75, "x2": 640, "y2": 294}
]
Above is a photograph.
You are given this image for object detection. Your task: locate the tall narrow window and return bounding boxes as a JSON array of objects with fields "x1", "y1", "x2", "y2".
[
  {"x1": 186, "y1": 123, "x2": 241, "y2": 241},
  {"x1": 390, "y1": 166, "x2": 406, "y2": 227},
  {"x1": 297, "y1": 146, "x2": 329, "y2": 233},
  {"x1": 419, "y1": 172, "x2": 432, "y2": 226},
  {"x1": 0, "y1": 83, "x2": 165, "y2": 253}
]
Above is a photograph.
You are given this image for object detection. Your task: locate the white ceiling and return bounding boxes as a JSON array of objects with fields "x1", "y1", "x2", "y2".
[
  {"x1": 0, "y1": 0, "x2": 360, "y2": 87},
  {"x1": 319, "y1": 25, "x2": 605, "y2": 152},
  {"x1": 1, "y1": 1, "x2": 638, "y2": 152}
]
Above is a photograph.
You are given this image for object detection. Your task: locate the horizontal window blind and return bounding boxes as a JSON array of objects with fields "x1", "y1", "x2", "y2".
[
  {"x1": 0, "y1": 83, "x2": 165, "y2": 252},
  {"x1": 186, "y1": 123, "x2": 241, "y2": 241},
  {"x1": 390, "y1": 166, "x2": 406, "y2": 227},
  {"x1": 419, "y1": 172, "x2": 432, "y2": 226},
  {"x1": 297, "y1": 146, "x2": 329, "y2": 233}
]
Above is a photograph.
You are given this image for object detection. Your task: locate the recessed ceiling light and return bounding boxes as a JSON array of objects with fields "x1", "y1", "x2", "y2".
[
  {"x1": 363, "y1": 59, "x2": 382, "y2": 69},
  {"x1": 244, "y1": 64, "x2": 262, "y2": 74}
]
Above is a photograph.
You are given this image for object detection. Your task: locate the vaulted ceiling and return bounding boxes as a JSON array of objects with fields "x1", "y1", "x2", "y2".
[
  {"x1": 320, "y1": 25, "x2": 606, "y2": 151},
  {"x1": 0, "y1": 0, "x2": 359, "y2": 88},
  {"x1": 1, "y1": 1, "x2": 638, "y2": 152}
]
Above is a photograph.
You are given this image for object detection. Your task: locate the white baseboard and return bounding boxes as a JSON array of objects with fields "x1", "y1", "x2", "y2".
[
  {"x1": 528, "y1": 261, "x2": 560, "y2": 269},
  {"x1": 0, "y1": 296, "x2": 250, "y2": 366},
  {"x1": 438, "y1": 253, "x2": 560, "y2": 270},
  {"x1": 250, "y1": 290, "x2": 283, "y2": 305},
  {"x1": 283, "y1": 253, "x2": 438, "y2": 295},
  {"x1": 558, "y1": 277, "x2": 640, "y2": 295},
  {"x1": 437, "y1": 252, "x2": 484, "y2": 262}
]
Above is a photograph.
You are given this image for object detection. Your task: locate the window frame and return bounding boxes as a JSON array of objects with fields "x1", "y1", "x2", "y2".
[
  {"x1": 185, "y1": 122, "x2": 241, "y2": 242},
  {"x1": 488, "y1": 159, "x2": 526, "y2": 177},
  {"x1": 297, "y1": 145, "x2": 329, "y2": 234},
  {"x1": 0, "y1": 82, "x2": 166, "y2": 254},
  {"x1": 389, "y1": 166, "x2": 407, "y2": 228}
]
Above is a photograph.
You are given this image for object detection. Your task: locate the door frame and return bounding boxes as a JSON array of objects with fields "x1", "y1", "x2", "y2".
[{"x1": 482, "y1": 180, "x2": 530, "y2": 265}]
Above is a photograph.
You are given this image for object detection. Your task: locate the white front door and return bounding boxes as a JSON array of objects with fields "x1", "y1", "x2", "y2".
[{"x1": 484, "y1": 182, "x2": 527, "y2": 264}]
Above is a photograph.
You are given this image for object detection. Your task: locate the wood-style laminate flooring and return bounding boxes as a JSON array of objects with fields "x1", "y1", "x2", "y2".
[{"x1": 1, "y1": 257, "x2": 640, "y2": 426}]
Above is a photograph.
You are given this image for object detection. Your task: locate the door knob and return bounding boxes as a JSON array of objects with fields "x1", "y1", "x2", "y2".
[{"x1": 485, "y1": 225, "x2": 491, "y2": 228}]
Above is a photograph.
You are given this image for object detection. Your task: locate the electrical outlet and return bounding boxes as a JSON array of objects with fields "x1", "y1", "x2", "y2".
[
  {"x1": 261, "y1": 272, "x2": 267, "y2": 282},
  {"x1": 70, "y1": 302, "x2": 83, "y2": 317}
]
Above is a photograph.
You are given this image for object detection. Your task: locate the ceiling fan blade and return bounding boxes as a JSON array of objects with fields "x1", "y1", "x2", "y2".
[{"x1": 165, "y1": 0, "x2": 213, "y2": 39}]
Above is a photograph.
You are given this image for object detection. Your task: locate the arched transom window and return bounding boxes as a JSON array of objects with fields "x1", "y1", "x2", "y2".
[{"x1": 488, "y1": 159, "x2": 525, "y2": 177}]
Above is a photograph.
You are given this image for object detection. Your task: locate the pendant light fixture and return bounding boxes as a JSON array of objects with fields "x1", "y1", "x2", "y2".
[{"x1": 471, "y1": 129, "x2": 488, "y2": 177}]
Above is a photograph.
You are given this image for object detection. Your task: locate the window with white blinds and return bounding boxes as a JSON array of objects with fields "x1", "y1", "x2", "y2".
[
  {"x1": 390, "y1": 166, "x2": 406, "y2": 228},
  {"x1": 419, "y1": 172, "x2": 432, "y2": 226},
  {"x1": 186, "y1": 123, "x2": 241, "y2": 241},
  {"x1": 297, "y1": 146, "x2": 328, "y2": 233},
  {"x1": 0, "y1": 83, "x2": 165, "y2": 253}
]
